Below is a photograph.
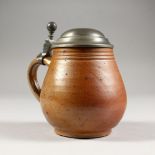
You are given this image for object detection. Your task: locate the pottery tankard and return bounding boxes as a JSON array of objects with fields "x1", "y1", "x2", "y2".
[{"x1": 28, "y1": 22, "x2": 127, "y2": 138}]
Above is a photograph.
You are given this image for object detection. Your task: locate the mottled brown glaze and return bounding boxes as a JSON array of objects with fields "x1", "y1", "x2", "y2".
[{"x1": 28, "y1": 48, "x2": 127, "y2": 138}]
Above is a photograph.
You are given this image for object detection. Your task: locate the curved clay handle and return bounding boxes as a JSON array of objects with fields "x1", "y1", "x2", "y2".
[{"x1": 27, "y1": 57, "x2": 51, "y2": 101}]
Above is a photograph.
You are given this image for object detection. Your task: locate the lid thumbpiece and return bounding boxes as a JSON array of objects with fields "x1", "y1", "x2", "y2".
[
  {"x1": 47, "y1": 22, "x2": 57, "y2": 40},
  {"x1": 36, "y1": 22, "x2": 57, "y2": 65},
  {"x1": 42, "y1": 21, "x2": 57, "y2": 54}
]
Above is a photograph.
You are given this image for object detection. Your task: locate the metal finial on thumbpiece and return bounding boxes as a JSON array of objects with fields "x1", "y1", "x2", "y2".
[{"x1": 47, "y1": 21, "x2": 57, "y2": 40}]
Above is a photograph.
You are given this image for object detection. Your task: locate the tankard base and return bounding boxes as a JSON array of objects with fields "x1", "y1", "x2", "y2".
[{"x1": 55, "y1": 129, "x2": 111, "y2": 139}]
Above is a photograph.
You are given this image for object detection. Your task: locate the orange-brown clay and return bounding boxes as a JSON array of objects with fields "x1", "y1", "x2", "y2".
[{"x1": 28, "y1": 48, "x2": 127, "y2": 138}]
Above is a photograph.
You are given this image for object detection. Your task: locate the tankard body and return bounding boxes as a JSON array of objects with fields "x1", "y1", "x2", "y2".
[{"x1": 28, "y1": 22, "x2": 127, "y2": 138}]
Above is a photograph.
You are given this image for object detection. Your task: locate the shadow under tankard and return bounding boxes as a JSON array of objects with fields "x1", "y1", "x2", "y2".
[
  {"x1": 0, "y1": 122, "x2": 73, "y2": 142},
  {"x1": 0, "y1": 121, "x2": 154, "y2": 142}
]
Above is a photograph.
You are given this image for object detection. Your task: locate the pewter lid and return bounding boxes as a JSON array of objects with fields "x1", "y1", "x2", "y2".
[
  {"x1": 53, "y1": 28, "x2": 113, "y2": 48},
  {"x1": 46, "y1": 21, "x2": 113, "y2": 49}
]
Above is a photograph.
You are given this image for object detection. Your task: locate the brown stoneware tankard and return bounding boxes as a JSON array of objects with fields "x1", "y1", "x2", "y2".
[{"x1": 28, "y1": 22, "x2": 127, "y2": 138}]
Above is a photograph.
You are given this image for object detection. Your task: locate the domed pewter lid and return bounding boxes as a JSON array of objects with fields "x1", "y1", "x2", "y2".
[
  {"x1": 38, "y1": 22, "x2": 113, "y2": 65},
  {"x1": 52, "y1": 28, "x2": 113, "y2": 48},
  {"x1": 45, "y1": 22, "x2": 113, "y2": 49}
]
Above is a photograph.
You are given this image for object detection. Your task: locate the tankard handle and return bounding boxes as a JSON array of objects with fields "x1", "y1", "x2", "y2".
[
  {"x1": 27, "y1": 56, "x2": 51, "y2": 101},
  {"x1": 27, "y1": 21, "x2": 57, "y2": 101}
]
